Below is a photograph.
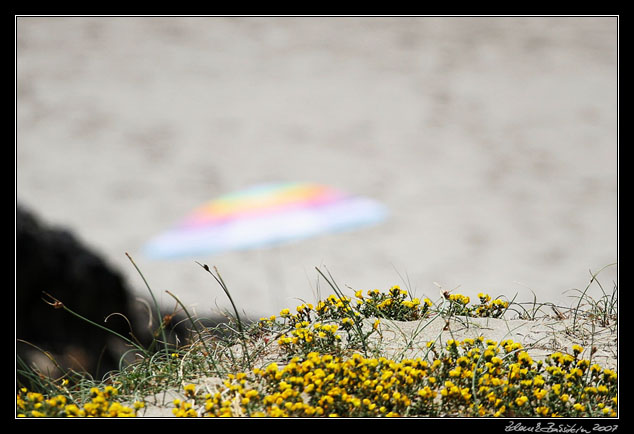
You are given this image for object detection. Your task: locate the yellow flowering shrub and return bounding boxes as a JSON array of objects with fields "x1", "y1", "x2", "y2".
[
  {"x1": 171, "y1": 339, "x2": 617, "y2": 418},
  {"x1": 17, "y1": 287, "x2": 616, "y2": 418},
  {"x1": 16, "y1": 386, "x2": 144, "y2": 418}
]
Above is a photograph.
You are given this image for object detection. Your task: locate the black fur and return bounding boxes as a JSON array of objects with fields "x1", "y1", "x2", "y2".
[{"x1": 16, "y1": 204, "x2": 142, "y2": 381}]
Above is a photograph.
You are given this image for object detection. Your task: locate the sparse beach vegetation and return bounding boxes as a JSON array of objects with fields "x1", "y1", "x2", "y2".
[{"x1": 16, "y1": 259, "x2": 617, "y2": 418}]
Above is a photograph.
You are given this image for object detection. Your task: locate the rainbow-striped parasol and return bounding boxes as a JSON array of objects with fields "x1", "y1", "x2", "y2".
[{"x1": 142, "y1": 182, "x2": 388, "y2": 259}]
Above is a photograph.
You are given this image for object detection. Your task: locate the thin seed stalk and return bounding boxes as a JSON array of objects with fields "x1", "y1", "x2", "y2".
[
  {"x1": 41, "y1": 291, "x2": 148, "y2": 356},
  {"x1": 197, "y1": 262, "x2": 251, "y2": 369},
  {"x1": 126, "y1": 252, "x2": 170, "y2": 355},
  {"x1": 315, "y1": 266, "x2": 370, "y2": 356}
]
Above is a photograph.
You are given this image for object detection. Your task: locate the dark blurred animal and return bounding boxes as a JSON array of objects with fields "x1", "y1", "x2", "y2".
[{"x1": 16, "y1": 204, "x2": 144, "y2": 383}]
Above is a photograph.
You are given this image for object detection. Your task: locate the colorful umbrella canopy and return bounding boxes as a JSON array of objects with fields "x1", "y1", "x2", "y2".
[{"x1": 142, "y1": 182, "x2": 388, "y2": 259}]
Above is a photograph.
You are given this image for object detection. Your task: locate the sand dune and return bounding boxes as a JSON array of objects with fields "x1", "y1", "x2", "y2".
[{"x1": 16, "y1": 17, "x2": 617, "y2": 319}]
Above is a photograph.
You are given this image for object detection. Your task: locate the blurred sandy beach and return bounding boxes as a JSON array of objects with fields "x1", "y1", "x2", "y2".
[{"x1": 16, "y1": 16, "x2": 618, "y2": 320}]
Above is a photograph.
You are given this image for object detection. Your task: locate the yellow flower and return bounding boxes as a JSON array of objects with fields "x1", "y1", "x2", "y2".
[
  {"x1": 46, "y1": 395, "x2": 67, "y2": 407},
  {"x1": 27, "y1": 392, "x2": 44, "y2": 402},
  {"x1": 449, "y1": 293, "x2": 469, "y2": 304},
  {"x1": 533, "y1": 375, "x2": 545, "y2": 388},
  {"x1": 63, "y1": 404, "x2": 84, "y2": 417},
  {"x1": 494, "y1": 405, "x2": 506, "y2": 417},
  {"x1": 460, "y1": 388, "x2": 472, "y2": 401},
  {"x1": 517, "y1": 351, "x2": 532, "y2": 364},
  {"x1": 573, "y1": 403, "x2": 586, "y2": 412},
  {"x1": 477, "y1": 292, "x2": 487, "y2": 299},
  {"x1": 597, "y1": 385, "x2": 609, "y2": 394},
  {"x1": 603, "y1": 369, "x2": 617, "y2": 381},
  {"x1": 486, "y1": 391, "x2": 497, "y2": 403},
  {"x1": 449, "y1": 367, "x2": 462, "y2": 377},
  {"x1": 184, "y1": 384, "x2": 196, "y2": 397},
  {"x1": 417, "y1": 386, "x2": 434, "y2": 399},
  {"x1": 461, "y1": 338, "x2": 474, "y2": 347},
  {"x1": 103, "y1": 386, "x2": 118, "y2": 398},
  {"x1": 535, "y1": 406, "x2": 549, "y2": 416}
]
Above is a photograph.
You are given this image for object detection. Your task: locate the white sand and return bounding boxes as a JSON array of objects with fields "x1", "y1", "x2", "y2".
[{"x1": 16, "y1": 17, "x2": 617, "y2": 320}]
